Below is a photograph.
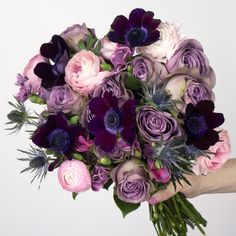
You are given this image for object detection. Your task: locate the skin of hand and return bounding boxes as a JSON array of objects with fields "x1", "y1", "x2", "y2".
[{"x1": 148, "y1": 158, "x2": 236, "y2": 205}]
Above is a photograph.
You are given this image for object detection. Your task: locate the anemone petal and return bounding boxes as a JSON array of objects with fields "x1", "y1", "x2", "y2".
[{"x1": 129, "y1": 8, "x2": 146, "y2": 27}]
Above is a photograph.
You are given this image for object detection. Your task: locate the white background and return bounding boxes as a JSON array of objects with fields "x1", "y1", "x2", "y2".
[{"x1": 0, "y1": 0, "x2": 236, "y2": 235}]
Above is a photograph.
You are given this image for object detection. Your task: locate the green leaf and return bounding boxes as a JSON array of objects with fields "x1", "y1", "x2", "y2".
[
  {"x1": 29, "y1": 94, "x2": 45, "y2": 104},
  {"x1": 72, "y1": 192, "x2": 78, "y2": 200},
  {"x1": 113, "y1": 194, "x2": 140, "y2": 218},
  {"x1": 78, "y1": 40, "x2": 86, "y2": 50},
  {"x1": 86, "y1": 34, "x2": 97, "y2": 50},
  {"x1": 103, "y1": 179, "x2": 113, "y2": 190},
  {"x1": 124, "y1": 74, "x2": 142, "y2": 90},
  {"x1": 92, "y1": 40, "x2": 102, "y2": 55}
]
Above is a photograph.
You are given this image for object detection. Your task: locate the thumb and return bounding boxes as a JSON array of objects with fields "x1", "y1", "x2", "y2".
[{"x1": 148, "y1": 183, "x2": 179, "y2": 205}]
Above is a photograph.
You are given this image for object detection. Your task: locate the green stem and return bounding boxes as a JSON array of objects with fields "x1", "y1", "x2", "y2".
[{"x1": 176, "y1": 194, "x2": 206, "y2": 235}]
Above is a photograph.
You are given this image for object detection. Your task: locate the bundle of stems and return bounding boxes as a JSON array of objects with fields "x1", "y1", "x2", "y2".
[{"x1": 149, "y1": 193, "x2": 207, "y2": 236}]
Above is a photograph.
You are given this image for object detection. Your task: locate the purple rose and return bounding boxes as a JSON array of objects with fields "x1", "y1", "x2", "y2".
[
  {"x1": 165, "y1": 68, "x2": 215, "y2": 113},
  {"x1": 100, "y1": 37, "x2": 134, "y2": 69},
  {"x1": 61, "y1": 23, "x2": 95, "y2": 52},
  {"x1": 136, "y1": 105, "x2": 181, "y2": 142},
  {"x1": 91, "y1": 165, "x2": 110, "y2": 191},
  {"x1": 131, "y1": 53, "x2": 168, "y2": 85},
  {"x1": 93, "y1": 74, "x2": 133, "y2": 105},
  {"x1": 166, "y1": 39, "x2": 210, "y2": 76},
  {"x1": 93, "y1": 138, "x2": 129, "y2": 162},
  {"x1": 46, "y1": 85, "x2": 81, "y2": 114},
  {"x1": 111, "y1": 159, "x2": 151, "y2": 203}
]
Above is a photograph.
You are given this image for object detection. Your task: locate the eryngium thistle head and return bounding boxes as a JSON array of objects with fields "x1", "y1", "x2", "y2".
[
  {"x1": 143, "y1": 86, "x2": 178, "y2": 113},
  {"x1": 6, "y1": 97, "x2": 36, "y2": 134},
  {"x1": 7, "y1": 110, "x2": 26, "y2": 123},
  {"x1": 18, "y1": 146, "x2": 50, "y2": 188},
  {"x1": 152, "y1": 138, "x2": 200, "y2": 187}
]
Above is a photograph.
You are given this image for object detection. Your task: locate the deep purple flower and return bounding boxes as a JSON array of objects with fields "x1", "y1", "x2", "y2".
[
  {"x1": 32, "y1": 112, "x2": 83, "y2": 159},
  {"x1": 184, "y1": 100, "x2": 225, "y2": 150},
  {"x1": 88, "y1": 92, "x2": 136, "y2": 152},
  {"x1": 108, "y1": 8, "x2": 161, "y2": 48},
  {"x1": 34, "y1": 35, "x2": 70, "y2": 89},
  {"x1": 91, "y1": 165, "x2": 110, "y2": 191},
  {"x1": 136, "y1": 105, "x2": 181, "y2": 142},
  {"x1": 142, "y1": 144, "x2": 154, "y2": 159}
]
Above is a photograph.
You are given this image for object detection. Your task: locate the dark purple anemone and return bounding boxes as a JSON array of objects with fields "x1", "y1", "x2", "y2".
[
  {"x1": 108, "y1": 8, "x2": 161, "y2": 48},
  {"x1": 32, "y1": 112, "x2": 83, "y2": 159},
  {"x1": 88, "y1": 92, "x2": 136, "y2": 152},
  {"x1": 34, "y1": 35, "x2": 70, "y2": 89},
  {"x1": 184, "y1": 100, "x2": 224, "y2": 150}
]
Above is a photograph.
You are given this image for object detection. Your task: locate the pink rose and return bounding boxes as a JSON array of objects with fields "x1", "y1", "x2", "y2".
[
  {"x1": 65, "y1": 50, "x2": 111, "y2": 96},
  {"x1": 192, "y1": 130, "x2": 231, "y2": 175},
  {"x1": 58, "y1": 160, "x2": 91, "y2": 193},
  {"x1": 23, "y1": 54, "x2": 48, "y2": 93}
]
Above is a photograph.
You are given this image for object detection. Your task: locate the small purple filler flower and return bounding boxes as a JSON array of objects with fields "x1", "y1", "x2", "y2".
[
  {"x1": 88, "y1": 92, "x2": 136, "y2": 153},
  {"x1": 91, "y1": 165, "x2": 110, "y2": 191},
  {"x1": 108, "y1": 8, "x2": 161, "y2": 47}
]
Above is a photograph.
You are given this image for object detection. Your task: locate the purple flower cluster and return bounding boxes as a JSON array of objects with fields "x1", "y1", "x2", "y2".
[{"x1": 12, "y1": 8, "x2": 226, "y2": 213}]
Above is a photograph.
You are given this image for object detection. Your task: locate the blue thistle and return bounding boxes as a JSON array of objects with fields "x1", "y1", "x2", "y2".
[{"x1": 17, "y1": 146, "x2": 51, "y2": 188}]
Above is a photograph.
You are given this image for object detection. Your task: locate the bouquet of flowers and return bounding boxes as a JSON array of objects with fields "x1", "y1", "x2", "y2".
[{"x1": 7, "y1": 8, "x2": 231, "y2": 236}]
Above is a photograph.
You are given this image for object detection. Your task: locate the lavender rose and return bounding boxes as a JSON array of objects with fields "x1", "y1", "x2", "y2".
[
  {"x1": 166, "y1": 39, "x2": 210, "y2": 76},
  {"x1": 165, "y1": 68, "x2": 215, "y2": 113},
  {"x1": 100, "y1": 37, "x2": 133, "y2": 69},
  {"x1": 93, "y1": 138, "x2": 133, "y2": 162},
  {"x1": 93, "y1": 74, "x2": 133, "y2": 105},
  {"x1": 131, "y1": 53, "x2": 168, "y2": 85},
  {"x1": 47, "y1": 85, "x2": 81, "y2": 114},
  {"x1": 136, "y1": 105, "x2": 181, "y2": 142},
  {"x1": 91, "y1": 165, "x2": 110, "y2": 191},
  {"x1": 61, "y1": 23, "x2": 95, "y2": 52},
  {"x1": 111, "y1": 159, "x2": 151, "y2": 203}
]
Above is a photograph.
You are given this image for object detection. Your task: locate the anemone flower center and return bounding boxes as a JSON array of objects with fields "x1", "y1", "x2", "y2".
[
  {"x1": 186, "y1": 115, "x2": 208, "y2": 138},
  {"x1": 47, "y1": 128, "x2": 71, "y2": 153},
  {"x1": 104, "y1": 108, "x2": 121, "y2": 134},
  {"x1": 126, "y1": 27, "x2": 148, "y2": 47}
]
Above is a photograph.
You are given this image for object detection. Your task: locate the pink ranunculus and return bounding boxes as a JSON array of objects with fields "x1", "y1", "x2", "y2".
[
  {"x1": 58, "y1": 160, "x2": 91, "y2": 193},
  {"x1": 23, "y1": 54, "x2": 48, "y2": 93},
  {"x1": 65, "y1": 50, "x2": 111, "y2": 96},
  {"x1": 192, "y1": 130, "x2": 231, "y2": 175}
]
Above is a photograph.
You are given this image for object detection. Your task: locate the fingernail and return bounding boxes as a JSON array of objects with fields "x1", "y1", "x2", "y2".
[{"x1": 148, "y1": 198, "x2": 159, "y2": 205}]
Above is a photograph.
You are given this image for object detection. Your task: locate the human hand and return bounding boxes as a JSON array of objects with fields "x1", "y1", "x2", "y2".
[{"x1": 148, "y1": 174, "x2": 203, "y2": 205}]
